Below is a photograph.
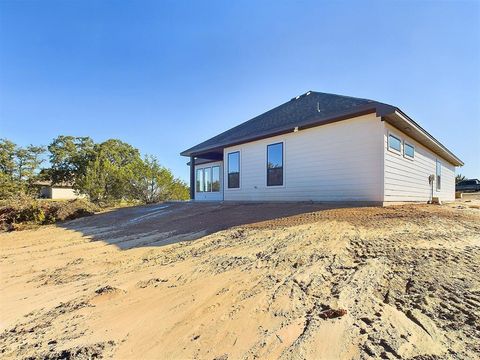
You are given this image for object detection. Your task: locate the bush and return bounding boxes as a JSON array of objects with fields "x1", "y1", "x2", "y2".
[{"x1": 0, "y1": 195, "x2": 100, "y2": 231}]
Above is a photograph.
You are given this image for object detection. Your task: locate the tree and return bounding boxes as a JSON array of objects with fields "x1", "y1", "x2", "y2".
[
  {"x1": 15, "y1": 145, "x2": 45, "y2": 181},
  {"x1": 168, "y1": 178, "x2": 190, "y2": 201},
  {"x1": 0, "y1": 139, "x2": 17, "y2": 177},
  {"x1": 0, "y1": 139, "x2": 45, "y2": 198},
  {"x1": 48, "y1": 136, "x2": 95, "y2": 186},
  {"x1": 455, "y1": 174, "x2": 466, "y2": 184},
  {"x1": 128, "y1": 155, "x2": 189, "y2": 203},
  {"x1": 78, "y1": 139, "x2": 141, "y2": 203}
]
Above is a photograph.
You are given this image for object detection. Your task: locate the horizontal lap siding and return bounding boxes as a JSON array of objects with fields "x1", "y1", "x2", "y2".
[
  {"x1": 51, "y1": 188, "x2": 84, "y2": 199},
  {"x1": 223, "y1": 114, "x2": 383, "y2": 202},
  {"x1": 383, "y1": 123, "x2": 455, "y2": 202}
]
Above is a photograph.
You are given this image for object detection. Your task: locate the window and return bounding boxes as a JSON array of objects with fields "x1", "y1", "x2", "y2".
[
  {"x1": 404, "y1": 142, "x2": 415, "y2": 159},
  {"x1": 228, "y1": 152, "x2": 240, "y2": 188},
  {"x1": 204, "y1": 167, "x2": 212, "y2": 192},
  {"x1": 212, "y1": 166, "x2": 220, "y2": 192},
  {"x1": 436, "y1": 160, "x2": 441, "y2": 190},
  {"x1": 388, "y1": 134, "x2": 401, "y2": 152},
  {"x1": 267, "y1": 142, "x2": 283, "y2": 186},
  {"x1": 196, "y1": 168, "x2": 204, "y2": 192}
]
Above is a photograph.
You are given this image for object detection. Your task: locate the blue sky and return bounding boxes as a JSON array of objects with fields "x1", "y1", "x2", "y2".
[{"x1": 1, "y1": 0, "x2": 479, "y2": 181}]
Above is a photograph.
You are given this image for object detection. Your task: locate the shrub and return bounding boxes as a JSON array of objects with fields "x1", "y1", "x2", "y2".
[{"x1": 0, "y1": 195, "x2": 100, "y2": 231}]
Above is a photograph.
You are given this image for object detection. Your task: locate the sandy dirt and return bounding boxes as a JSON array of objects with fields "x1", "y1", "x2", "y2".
[{"x1": 1, "y1": 200, "x2": 479, "y2": 359}]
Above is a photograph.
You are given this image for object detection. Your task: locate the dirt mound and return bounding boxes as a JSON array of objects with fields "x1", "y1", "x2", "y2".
[{"x1": 1, "y1": 202, "x2": 479, "y2": 359}]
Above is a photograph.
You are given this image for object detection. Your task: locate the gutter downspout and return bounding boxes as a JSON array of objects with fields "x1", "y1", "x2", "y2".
[{"x1": 189, "y1": 156, "x2": 195, "y2": 200}]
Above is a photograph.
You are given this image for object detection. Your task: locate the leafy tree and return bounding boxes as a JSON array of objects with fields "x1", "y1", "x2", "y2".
[
  {"x1": 48, "y1": 136, "x2": 95, "y2": 186},
  {"x1": 168, "y1": 178, "x2": 190, "y2": 201},
  {"x1": 2, "y1": 135, "x2": 188, "y2": 204},
  {"x1": 0, "y1": 172, "x2": 26, "y2": 199},
  {"x1": 15, "y1": 145, "x2": 45, "y2": 181},
  {"x1": 0, "y1": 139, "x2": 17, "y2": 177},
  {"x1": 128, "y1": 155, "x2": 181, "y2": 203},
  {"x1": 79, "y1": 139, "x2": 141, "y2": 203},
  {"x1": 455, "y1": 174, "x2": 466, "y2": 184},
  {"x1": 0, "y1": 139, "x2": 46, "y2": 199}
]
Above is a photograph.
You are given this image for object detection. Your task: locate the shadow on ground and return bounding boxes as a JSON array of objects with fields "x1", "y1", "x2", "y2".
[{"x1": 57, "y1": 202, "x2": 357, "y2": 250}]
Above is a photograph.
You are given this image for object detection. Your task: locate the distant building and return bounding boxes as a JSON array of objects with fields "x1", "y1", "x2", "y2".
[{"x1": 34, "y1": 181, "x2": 84, "y2": 200}]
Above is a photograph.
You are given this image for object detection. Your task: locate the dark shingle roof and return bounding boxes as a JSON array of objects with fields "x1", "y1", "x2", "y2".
[{"x1": 181, "y1": 91, "x2": 391, "y2": 156}]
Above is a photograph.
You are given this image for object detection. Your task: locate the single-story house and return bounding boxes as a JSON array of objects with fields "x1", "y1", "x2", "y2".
[
  {"x1": 181, "y1": 91, "x2": 463, "y2": 205},
  {"x1": 34, "y1": 181, "x2": 84, "y2": 200}
]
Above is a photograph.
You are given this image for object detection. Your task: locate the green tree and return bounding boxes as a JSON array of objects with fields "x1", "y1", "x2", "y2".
[
  {"x1": 79, "y1": 139, "x2": 141, "y2": 203},
  {"x1": 168, "y1": 178, "x2": 190, "y2": 201},
  {"x1": 48, "y1": 136, "x2": 95, "y2": 186},
  {"x1": 0, "y1": 139, "x2": 17, "y2": 177},
  {"x1": 128, "y1": 155, "x2": 189, "y2": 203},
  {"x1": 0, "y1": 139, "x2": 46, "y2": 199},
  {"x1": 0, "y1": 172, "x2": 26, "y2": 199},
  {"x1": 15, "y1": 145, "x2": 45, "y2": 181}
]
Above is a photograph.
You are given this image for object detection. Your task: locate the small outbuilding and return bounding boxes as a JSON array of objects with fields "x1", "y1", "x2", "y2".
[
  {"x1": 181, "y1": 91, "x2": 463, "y2": 205},
  {"x1": 34, "y1": 181, "x2": 84, "y2": 200}
]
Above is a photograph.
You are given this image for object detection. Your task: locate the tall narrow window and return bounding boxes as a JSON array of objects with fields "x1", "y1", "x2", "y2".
[
  {"x1": 196, "y1": 168, "x2": 204, "y2": 192},
  {"x1": 204, "y1": 167, "x2": 212, "y2": 192},
  {"x1": 228, "y1": 152, "x2": 240, "y2": 188},
  {"x1": 436, "y1": 160, "x2": 441, "y2": 190},
  {"x1": 267, "y1": 142, "x2": 283, "y2": 186},
  {"x1": 212, "y1": 166, "x2": 220, "y2": 192}
]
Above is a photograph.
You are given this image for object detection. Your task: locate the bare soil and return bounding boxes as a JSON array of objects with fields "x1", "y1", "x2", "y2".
[{"x1": 1, "y1": 200, "x2": 479, "y2": 359}]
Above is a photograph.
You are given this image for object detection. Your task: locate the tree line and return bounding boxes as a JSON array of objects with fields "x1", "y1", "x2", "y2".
[{"x1": 0, "y1": 136, "x2": 189, "y2": 203}]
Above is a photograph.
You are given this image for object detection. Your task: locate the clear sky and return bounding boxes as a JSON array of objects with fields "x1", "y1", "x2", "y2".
[{"x1": 1, "y1": 0, "x2": 479, "y2": 181}]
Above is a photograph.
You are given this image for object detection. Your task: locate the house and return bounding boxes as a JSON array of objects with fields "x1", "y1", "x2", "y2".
[
  {"x1": 34, "y1": 181, "x2": 84, "y2": 200},
  {"x1": 181, "y1": 91, "x2": 463, "y2": 204}
]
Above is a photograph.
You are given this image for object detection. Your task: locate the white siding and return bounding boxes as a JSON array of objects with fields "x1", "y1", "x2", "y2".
[
  {"x1": 383, "y1": 122, "x2": 455, "y2": 202},
  {"x1": 50, "y1": 187, "x2": 84, "y2": 200},
  {"x1": 194, "y1": 161, "x2": 224, "y2": 201},
  {"x1": 223, "y1": 114, "x2": 384, "y2": 202}
]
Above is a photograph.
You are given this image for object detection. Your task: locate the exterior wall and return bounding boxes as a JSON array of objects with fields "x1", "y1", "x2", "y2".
[
  {"x1": 50, "y1": 187, "x2": 84, "y2": 200},
  {"x1": 383, "y1": 122, "x2": 455, "y2": 202},
  {"x1": 223, "y1": 113, "x2": 384, "y2": 202},
  {"x1": 194, "y1": 161, "x2": 224, "y2": 201}
]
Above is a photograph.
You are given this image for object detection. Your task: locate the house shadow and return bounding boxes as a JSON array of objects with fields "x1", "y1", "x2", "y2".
[{"x1": 56, "y1": 201, "x2": 362, "y2": 250}]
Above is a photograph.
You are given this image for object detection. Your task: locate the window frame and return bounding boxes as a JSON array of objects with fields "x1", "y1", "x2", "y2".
[
  {"x1": 196, "y1": 168, "x2": 204, "y2": 193},
  {"x1": 211, "y1": 165, "x2": 221, "y2": 192},
  {"x1": 403, "y1": 141, "x2": 415, "y2": 160},
  {"x1": 227, "y1": 151, "x2": 241, "y2": 189},
  {"x1": 387, "y1": 132, "x2": 402, "y2": 154},
  {"x1": 266, "y1": 142, "x2": 285, "y2": 187},
  {"x1": 436, "y1": 160, "x2": 442, "y2": 191},
  {"x1": 204, "y1": 167, "x2": 212, "y2": 192}
]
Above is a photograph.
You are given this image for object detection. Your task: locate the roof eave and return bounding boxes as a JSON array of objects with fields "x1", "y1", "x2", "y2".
[
  {"x1": 381, "y1": 108, "x2": 464, "y2": 167},
  {"x1": 181, "y1": 105, "x2": 378, "y2": 157}
]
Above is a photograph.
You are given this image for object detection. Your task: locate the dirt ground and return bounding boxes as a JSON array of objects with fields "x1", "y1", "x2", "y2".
[{"x1": 1, "y1": 199, "x2": 479, "y2": 359}]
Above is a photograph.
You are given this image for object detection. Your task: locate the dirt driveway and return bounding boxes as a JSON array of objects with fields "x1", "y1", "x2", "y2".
[
  {"x1": 1, "y1": 201, "x2": 479, "y2": 359},
  {"x1": 59, "y1": 202, "x2": 346, "y2": 249}
]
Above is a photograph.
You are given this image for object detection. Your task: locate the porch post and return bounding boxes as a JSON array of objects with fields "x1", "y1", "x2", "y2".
[{"x1": 189, "y1": 156, "x2": 195, "y2": 200}]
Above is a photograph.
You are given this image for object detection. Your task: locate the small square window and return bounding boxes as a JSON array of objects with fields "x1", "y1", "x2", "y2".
[
  {"x1": 388, "y1": 134, "x2": 401, "y2": 152},
  {"x1": 404, "y1": 143, "x2": 415, "y2": 159}
]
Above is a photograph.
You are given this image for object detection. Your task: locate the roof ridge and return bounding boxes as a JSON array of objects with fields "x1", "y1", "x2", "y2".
[{"x1": 308, "y1": 90, "x2": 375, "y2": 103}]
